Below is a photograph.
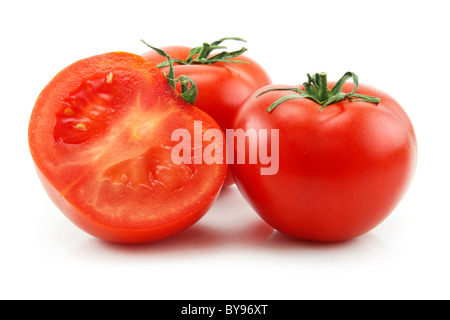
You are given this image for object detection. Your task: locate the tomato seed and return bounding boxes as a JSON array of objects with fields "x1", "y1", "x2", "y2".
[
  {"x1": 64, "y1": 108, "x2": 74, "y2": 116},
  {"x1": 75, "y1": 123, "x2": 87, "y2": 131},
  {"x1": 106, "y1": 72, "x2": 113, "y2": 84}
]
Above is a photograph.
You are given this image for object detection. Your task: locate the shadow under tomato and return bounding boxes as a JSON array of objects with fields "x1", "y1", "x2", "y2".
[
  {"x1": 256, "y1": 230, "x2": 391, "y2": 265},
  {"x1": 80, "y1": 215, "x2": 274, "y2": 257},
  {"x1": 261, "y1": 231, "x2": 360, "y2": 249},
  {"x1": 66, "y1": 185, "x2": 390, "y2": 260},
  {"x1": 101, "y1": 224, "x2": 227, "y2": 253}
]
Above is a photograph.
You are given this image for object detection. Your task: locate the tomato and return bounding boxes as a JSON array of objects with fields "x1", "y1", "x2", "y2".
[
  {"x1": 29, "y1": 52, "x2": 227, "y2": 244},
  {"x1": 231, "y1": 72, "x2": 417, "y2": 242},
  {"x1": 141, "y1": 39, "x2": 272, "y2": 186}
]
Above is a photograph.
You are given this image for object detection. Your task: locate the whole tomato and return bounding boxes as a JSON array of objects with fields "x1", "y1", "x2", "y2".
[
  {"x1": 142, "y1": 38, "x2": 272, "y2": 186},
  {"x1": 231, "y1": 72, "x2": 417, "y2": 242}
]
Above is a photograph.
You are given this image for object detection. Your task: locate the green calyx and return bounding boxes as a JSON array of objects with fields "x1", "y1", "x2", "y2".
[
  {"x1": 258, "y1": 72, "x2": 381, "y2": 112},
  {"x1": 147, "y1": 37, "x2": 249, "y2": 68},
  {"x1": 141, "y1": 41, "x2": 198, "y2": 105}
]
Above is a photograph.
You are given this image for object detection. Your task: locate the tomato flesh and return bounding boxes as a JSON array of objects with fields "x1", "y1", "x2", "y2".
[
  {"x1": 53, "y1": 73, "x2": 117, "y2": 144},
  {"x1": 29, "y1": 52, "x2": 227, "y2": 243}
]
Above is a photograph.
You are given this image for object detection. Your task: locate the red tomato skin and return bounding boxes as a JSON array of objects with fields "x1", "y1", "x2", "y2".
[
  {"x1": 231, "y1": 82, "x2": 417, "y2": 242},
  {"x1": 29, "y1": 52, "x2": 227, "y2": 244},
  {"x1": 141, "y1": 46, "x2": 192, "y2": 66},
  {"x1": 142, "y1": 46, "x2": 272, "y2": 187},
  {"x1": 34, "y1": 163, "x2": 220, "y2": 243}
]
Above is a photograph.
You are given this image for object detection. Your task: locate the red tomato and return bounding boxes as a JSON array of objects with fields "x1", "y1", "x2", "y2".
[
  {"x1": 231, "y1": 73, "x2": 417, "y2": 242},
  {"x1": 142, "y1": 42, "x2": 272, "y2": 186},
  {"x1": 29, "y1": 52, "x2": 227, "y2": 244}
]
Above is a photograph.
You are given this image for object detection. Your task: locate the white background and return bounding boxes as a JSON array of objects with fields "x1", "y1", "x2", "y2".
[{"x1": 1, "y1": 0, "x2": 449, "y2": 300}]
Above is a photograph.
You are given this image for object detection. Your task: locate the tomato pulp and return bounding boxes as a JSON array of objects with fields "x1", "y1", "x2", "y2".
[
  {"x1": 29, "y1": 52, "x2": 227, "y2": 243},
  {"x1": 142, "y1": 45, "x2": 272, "y2": 186},
  {"x1": 232, "y1": 80, "x2": 417, "y2": 242}
]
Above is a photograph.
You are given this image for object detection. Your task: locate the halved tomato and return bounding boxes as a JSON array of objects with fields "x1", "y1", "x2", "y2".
[{"x1": 29, "y1": 52, "x2": 227, "y2": 244}]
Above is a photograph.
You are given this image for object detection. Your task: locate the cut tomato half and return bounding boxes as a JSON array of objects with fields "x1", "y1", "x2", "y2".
[{"x1": 29, "y1": 52, "x2": 227, "y2": 243}]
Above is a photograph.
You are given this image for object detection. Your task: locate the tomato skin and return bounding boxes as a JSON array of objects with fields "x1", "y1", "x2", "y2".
[
  {"x1": 34, "y1": 163, "x2": 220, "y2": 243},
  {"x1": 231, "y1": 82, "x2": 417, "y2": 242},
  {"x1": 29, "y1": 52, "x2": 227, "y2": 244},
  {"x1": 142, "y1": 46, "x2": 272, "y2": 186},
  {"x1": 141, "y1": 46, "x2": 192, "y2": 66}
]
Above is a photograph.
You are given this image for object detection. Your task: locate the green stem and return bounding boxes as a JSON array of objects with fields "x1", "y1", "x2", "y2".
[
  {"x1": 257, "y1": 71, "x2": 381, "y2": 112},
  {"x1": 140, "y1": 40, "x2": 198, "y2": 105},
  {"x1": 197, "y1": 43, "x2": 210, "y2": 60},
  {"x1": 142, "y1": 37, "x2": 249, "y2": 66},
  {"x1": 177, "y1": 75, "x2": 198, "y2": 105},
  {"x1": 317, "y1": 72, "x2": 330, "y2": 102}
]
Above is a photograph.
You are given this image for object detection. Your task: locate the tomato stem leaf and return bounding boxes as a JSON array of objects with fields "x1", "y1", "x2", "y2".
[
  {"x1": 258, "y1": 72, "x2": 381, "y2": 112},
  {"x1": 175, "y1": 75, "x2": 198, "y2": 105},
  {"x1": 140, "y1": 40, "x2": 199, "y2": 105},
  {"x1": 142, "y1": 37, "x2": 249, "y2": 66}
]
